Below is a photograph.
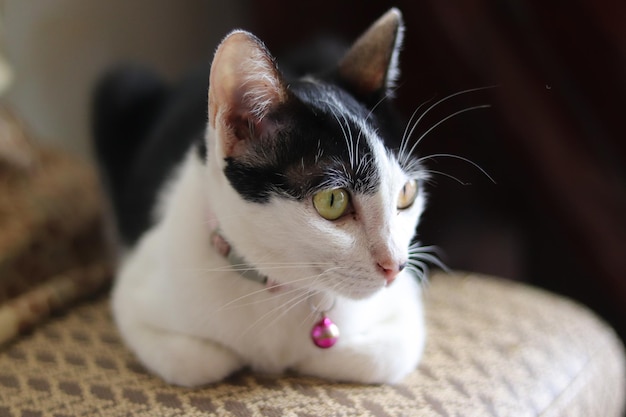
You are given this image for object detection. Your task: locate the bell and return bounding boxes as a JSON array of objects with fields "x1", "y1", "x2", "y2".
[{"x1": 311, "y1": 315, "x2": 340, "y2": 348}]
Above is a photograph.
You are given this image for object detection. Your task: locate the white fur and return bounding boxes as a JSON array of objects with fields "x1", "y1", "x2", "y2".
[
  {"x1": 384, "y1": 8, "x2": 404, "y2": 94},
  {"x1": 112, "y1": 125, "x2": 426, "y2": 386}
]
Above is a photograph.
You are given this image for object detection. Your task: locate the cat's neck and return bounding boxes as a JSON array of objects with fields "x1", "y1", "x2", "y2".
[
  {"x1": 209, "y1": 228, "x2": 274, "y2": 287},
  {"x1": 195, "y1": 151, "x2": 285, "y2": 292}
]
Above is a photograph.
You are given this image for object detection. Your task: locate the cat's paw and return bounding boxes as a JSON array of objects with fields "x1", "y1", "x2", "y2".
[
  {"x1": 294, "y1": 332, "x2": 424, "y2": 384},
  {"x1": 122, "y1": 324, "x2": 242, "y2": 387}
]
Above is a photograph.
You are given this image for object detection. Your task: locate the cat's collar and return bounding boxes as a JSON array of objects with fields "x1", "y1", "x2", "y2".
[{"x1": 210, "y1": 229, "x2": 282, "y2": 291}]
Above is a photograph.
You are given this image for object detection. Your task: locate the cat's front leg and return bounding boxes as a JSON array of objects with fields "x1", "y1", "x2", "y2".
[
  {"x1": 293, "y1": 315, "x2": 425, "y2": 384},
  {"x1": 299, "y1": 337, "x2": 424, "y2": 384},
  {"x1": 118, "y1": 321, "x2": 243, "y2": 387},
  {"x1": 294, "y1": 291, "x2": 425, "y2": 384}
]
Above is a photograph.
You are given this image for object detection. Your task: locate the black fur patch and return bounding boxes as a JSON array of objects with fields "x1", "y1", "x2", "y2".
[
  {"x1": 93, "y1": 66, "x2": 210, "y2": 245},
  {"x1": 223, "y1": 80, "x2": 386, "y2": 203}
]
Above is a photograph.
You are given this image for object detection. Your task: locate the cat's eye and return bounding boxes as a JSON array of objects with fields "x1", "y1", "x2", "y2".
[
  {"x1": 313, "y1": 188, "x2": 350, "y2": 220},
  {"x1": 397, "y1": 179, "x2": 418, "y2": 210}
]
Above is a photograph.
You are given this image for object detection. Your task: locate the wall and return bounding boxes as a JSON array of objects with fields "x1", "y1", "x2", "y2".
[{"x1": 2, "y1": 0, "x2": 247, "y2": 159}]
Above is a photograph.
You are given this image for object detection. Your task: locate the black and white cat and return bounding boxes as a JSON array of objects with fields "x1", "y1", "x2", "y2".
[{"x1": 94, "y1": 8, "x2": 429, "y2": 387}]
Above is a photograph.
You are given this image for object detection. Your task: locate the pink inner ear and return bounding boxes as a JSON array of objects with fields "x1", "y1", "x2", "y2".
[
  {"x1": 222, "y1": 110, "x2": 285, "y2": 158},
  {"x1": 208, "y1": 31, "x2": 287, "y2": 133}
]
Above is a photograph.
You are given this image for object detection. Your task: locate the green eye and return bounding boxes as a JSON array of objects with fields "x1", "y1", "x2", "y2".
[
  {"x1": 397, "y1": 179, "x2": 418, "y2": 210},
  {"x1": 313, "y1": 188, "x2": 349, "y2": 220}
]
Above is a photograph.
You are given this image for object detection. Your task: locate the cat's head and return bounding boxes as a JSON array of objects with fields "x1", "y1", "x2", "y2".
[{"x1": 204, "y1": 8, "x2": 426, "y2": 300}]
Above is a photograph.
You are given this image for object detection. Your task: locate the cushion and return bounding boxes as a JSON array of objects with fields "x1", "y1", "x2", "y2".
[
  {"x1": 0, "y1": 271, "x2": 623, "y2": 416},
  {"x1": 0, "y1": 110, "x2": 111, "y2": 345}
]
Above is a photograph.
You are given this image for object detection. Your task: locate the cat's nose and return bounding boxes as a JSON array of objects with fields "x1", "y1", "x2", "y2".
[{"x1": 377, "y1": 260, "x2": 407, "y2": 286}]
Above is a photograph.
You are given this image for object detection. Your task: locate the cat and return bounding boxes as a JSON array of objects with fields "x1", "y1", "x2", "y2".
[{"x1": 93, "y1": 8, "x2": 429, "y2": 387}]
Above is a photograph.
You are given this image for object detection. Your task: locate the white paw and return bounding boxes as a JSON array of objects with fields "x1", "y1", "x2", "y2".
[
  {"x1": 124, "y1": 325, "x2": 242, "y2": 387},
  {"x1": 294, "y1": 332, "x2": 424, "y2": 384}
]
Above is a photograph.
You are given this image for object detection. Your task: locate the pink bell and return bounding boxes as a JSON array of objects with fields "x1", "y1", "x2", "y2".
[{"x1": 311, "y1": 315, "x2": 339, "y2": 348}]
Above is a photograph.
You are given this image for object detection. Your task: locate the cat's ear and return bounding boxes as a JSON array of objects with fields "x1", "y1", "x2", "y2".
[
  {"x1": 338, "y1": 8, "x2": 404, "y2": 98},
  {"x1": 208, "y1": 30, "x2": 288, "y2": 158}
]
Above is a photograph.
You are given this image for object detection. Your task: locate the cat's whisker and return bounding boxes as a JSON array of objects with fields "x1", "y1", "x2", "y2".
[
  {"x1": 266, "y1": 296, "x2": 310, "y2": 329},
  {"x1": 399, "y1": 97, "x2": 435, "y2": 166},
  {"x1": 409, "y1": 242, "x2": 440, "y2": 254},
  {"x1": 410, "y1": 255, "x2": 447, "y2": 273},
  {"x1": 255, "y1": 287, "x2": 322, "y2": 335},
  {"x1": 186, "y1": 261, "x2": 336, "y2": 274},
  {"x1": 214, "y1": 268, "x2": 324, "y2": 311},
  {"x1": 364, "y1": 85, "x2": 399, "y2": 124},
  {"x1": 408, "y1": 243, "x2": 449, "y2": 274},
  {"x1": 418, "y1": 152, "x2": 496, "y2": 184},
  {"x1": 315, "y1": 139, "x2": 323, "y2": 163},
  {"x1": 326, "y1": 98, "x2": 365, "y2": 171},
  {"x1": 340, "y1": 110, "x2": 357, "y2": 170},
  {"x1": 216, "y1": 266, "x2": 346, "y2": 311},
  {"x1": 222, "y1": 262, "x2": 336, "y2": 270},
  {"x1": 219, "y1": 283, "x2": 307, "y2": 311},
  {"x1": 254, "y1": 265, "x2": 346, "y2": 333},
  {"x1": 238, "y1": 264, "x2": 341, "y2": 337},
  {"x1": 297, "y1": 282, "x2": 344, "y2": 329},
  {"x1": 355, "y1": 128, "x2": 364, "y2": 171},
  {"x1": 271, "y1": 265, "x2": 346, "y2": 287},
  {"x1": 398, "y1": 85, "x2": 497, "y2": 166},
  {"x1": 406, "y1": 263, "x2": 428, "y2": 285},
  {"x1": 236, "y1": 290, "x2": 310, "y2": 341},
  {"x1": 395, "y1": 102, "x2": 495, "y2": 186},
  {"x1": 421, "y1": 169, "x2": 471, "y2": 186},
  {"x1": 217, "y1": 281, "x2": 306, "y2": 312},
  {"x1": 326, "y1": 101, "x2": 355, "y2": 170},
  {"x1": 401, "y1": 86, "x2": 495, "y2": 150},
  {"x1": 346, "y1": 117, "x2": 357, "y2": 170},
  {"x1": 405, "y1": 104, "x2": 491, "y2": 160}
]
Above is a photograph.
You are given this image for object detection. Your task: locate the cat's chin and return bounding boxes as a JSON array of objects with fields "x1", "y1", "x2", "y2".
[
  {"x1": 286, "y1": 279, "x2": 383, "y2": 301},
  {"x1": 286, "y1": 283, "x2": 382, "y2": 301},
  {"x1": 327, "y1": 284, "x2": 386, "y2": 301}
]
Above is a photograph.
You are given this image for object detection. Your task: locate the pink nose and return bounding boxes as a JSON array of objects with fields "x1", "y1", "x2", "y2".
[{"x1": 377, "y1": 261, "x2": 407, "y2": 286}]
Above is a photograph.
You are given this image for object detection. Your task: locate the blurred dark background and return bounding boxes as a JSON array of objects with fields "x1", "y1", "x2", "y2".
[{"x1": 249, "y1": 1, "x2": 626, "y2": 340}]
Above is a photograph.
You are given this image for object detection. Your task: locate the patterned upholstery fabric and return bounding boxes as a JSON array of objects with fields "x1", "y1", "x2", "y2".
[
  {"x1": 1, "y1": 272, "x2": 624, "y2": 417},
  {"x1": 0, "y1": 140, "x2": 111, "y2": 345}
]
